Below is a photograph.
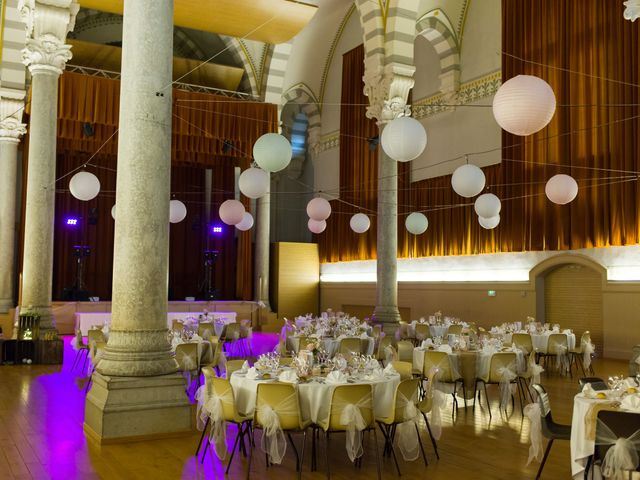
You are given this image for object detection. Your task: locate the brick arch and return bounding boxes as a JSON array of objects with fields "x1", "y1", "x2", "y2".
[{"x1": 415, "y1": 11, "x2": 461, "y2": 95}]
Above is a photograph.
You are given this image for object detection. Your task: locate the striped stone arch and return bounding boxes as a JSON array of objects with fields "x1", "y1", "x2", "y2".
[
  {"x1": 385, "y1": 0, "x2": 421, "y2": 66},
  {"x1": 1, "y1": 0, "x2": 27, "y2": 91},
  {"x1": 355, "y1": 0, "x2": 385, "y2": 71},
  {"x1": 262, "y1": 41, "x2": 293, "y2": 105},
  {"x1": 281, "y1": 84, "x2": 321, "y2": 159},
  {"x1": 415, "y1": 11, "x2": 461, "y2": 95},
  {"x1": 220, "y1": 37, "x2": 258, "y2": 96}
]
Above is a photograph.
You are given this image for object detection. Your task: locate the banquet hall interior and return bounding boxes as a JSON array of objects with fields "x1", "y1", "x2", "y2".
[{"x1": 2, "y1": 0, "x2": 640, "y2": 478}]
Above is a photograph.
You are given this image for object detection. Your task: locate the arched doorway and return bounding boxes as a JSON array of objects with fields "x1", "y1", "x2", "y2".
[{"x1": 532, "y1": 256, "x2": 605, "y2": 355}]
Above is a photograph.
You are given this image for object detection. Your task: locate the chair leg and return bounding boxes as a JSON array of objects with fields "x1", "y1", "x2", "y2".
[
  {"x1": 583, "y1": 455, "x2": 592, "y2": 480},
  {"x1": 373, "y1": 427, "x2": 382, "y2": 480},
  {"x1": 536, "y1": 439, "x2": 554, "y2": 480},
  {"x1": 473, "y1": 379, "x2": 479, "y2": 410},
  {"x1": 415, "y1": 423, "x2": 428, "y2": 467},
  {"x1": 246, "y1": 426, "x2": 253, "y2": 480},
  {"x1": 299, "y1": 430, "x2": 307, "y2": 480},
  {"x1": 325, "y1": 431, "x2": 331, "y2": 479},
  {"x1": 195, "y1": 417, "x2": 210, "y2": 456},
  {"x1": 422, "y1": 412, "x2": 439, "y2": 459},
  {"x1": 311, "y1": 427, "x2": 317, "y2": 471},
  {"x1": 286, "y1": 432, "x2": 300, "y2": 472},
  {"x1": 483, "y1": 382, "x2": 492, "y2": 419},
  {"x1": 226, "y1": 424, "x2": 242, "y2": 474},
  {"x1": 201, "y1": 436, "x2": 209, "y2": 464},
  {"x1": 461, "y1": 380, "x2": 468, "y2": 409}
]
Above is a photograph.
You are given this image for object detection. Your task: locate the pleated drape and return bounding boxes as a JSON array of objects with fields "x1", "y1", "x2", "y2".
[
  {"x1": 43, "y1": 71, "x2": 276, "y2": 300},
  {"x1": 319, "y1": 1, "x2": 640, "y2": 263}
]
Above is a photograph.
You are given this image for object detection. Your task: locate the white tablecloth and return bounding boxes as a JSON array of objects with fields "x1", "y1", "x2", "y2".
[
  {"x1": 230, "y1": 372, "x2": 400, "y2": 423},
  {"x1": 412, "y1": 348, "x2": 526, "y2": 380},
  {"x1": 501, "y1": 331, "x2": 576, "y2": 354},
  {"x1": 76, "y1": 311, "x2": 237, "y2": 336}
]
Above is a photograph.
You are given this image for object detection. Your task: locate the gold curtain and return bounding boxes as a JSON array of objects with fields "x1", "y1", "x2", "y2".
[{"x1": 321, "y1": 1, "x2": 640, "y2": 263}]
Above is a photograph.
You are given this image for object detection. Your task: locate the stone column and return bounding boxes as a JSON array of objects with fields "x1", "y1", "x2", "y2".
[
  {"x1": 85, "y1": 0, "x2": 191, "y2": 443},
  {"x1": 18, "y1": 0, "x2": 78, "y2": 330},
  {"x1": 364, "y1": 63, "x2": 415, "y2": 331},
  {"x1": 0, "y1": 89, "x2": 27, "y2": 313},
  {"x1": 254, "y1": 191, "x2": 270, "y2": 307}
]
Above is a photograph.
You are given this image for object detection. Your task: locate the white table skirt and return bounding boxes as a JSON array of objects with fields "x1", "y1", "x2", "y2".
[
  {"x1": 285, "y1": 336, "x2": 375, "y2": 357},
  {"x1": 76, "y1": 311, "x2": 237, "y2": 336},
  {"x1": 230, "y1": 372, "x2": 400, "y2": 424},
  {"x1": 570, "y1": 393, "x2": 609, "y2": 479}
]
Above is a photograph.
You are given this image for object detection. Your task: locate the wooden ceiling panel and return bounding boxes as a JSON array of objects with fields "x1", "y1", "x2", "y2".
[{"x1": 77, "y1": 0, "x2": 318, "y2": 44}]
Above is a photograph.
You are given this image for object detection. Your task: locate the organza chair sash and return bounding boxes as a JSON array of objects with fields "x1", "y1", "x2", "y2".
[
  {"x1": 395, "y1": 391, "x2": 421, "y2": 461},
  {"x1": 523, "y1": 403, "x2": 543, "y2": 465},
  {"x1": 194, "y1": 385, "x2": 235, "y2": 460},
  {"x1": 583, "y1": 341, "x2": 595, "y2": 370},
  {"x1": 176, "y1": 349, "x2": 198, "y2": 385},
  {"x1": 257, "y1": 393, "x2": 299, "y2": 465},
  {"x1": 333, "y1": 395, "x2": 372, "y2": 462},
  {"x1": 595, "y1": 419, "x2": 640, "y2": 479},
  {"x1": 527, "y1": 351, "x2": 544, "y2": 385},
  {"x1": 553, "y1": 343, "x2": 569, "y2": 373},
  {"x1": 497, "y1": 362, "x2": 517, "y2": 409},
  {"x1": 426, "y1": 368, "x2": 445, "y2": 440}
]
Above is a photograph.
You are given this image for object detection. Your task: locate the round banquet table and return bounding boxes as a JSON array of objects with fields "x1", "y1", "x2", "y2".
[
  {"x1": 285, "y1": 336, "x2": 375, "y2": 357},
  {"x1": 500, "y1": 331, "x2": 576, "y2": 353},
  {"x1": 230, "y1": 371, "x2": 400, "y2": 424},
  {"x1": 412, "y1": 347, "x2": 526, "y2": 400}
]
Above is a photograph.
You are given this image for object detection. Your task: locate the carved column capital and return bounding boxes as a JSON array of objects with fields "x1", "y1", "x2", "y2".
[
  {"x1": 363, "y1": 59, "x2": 415, "y2": 124},
  {"x1": 19, "y1": 0, "x2": 79, "y2": 76},
  {"x1": 0, "y1": 89, "x2": 27, "y2": 143},
  {"x1": 625, "y1": 0, "x2": 640, "y2": 21}
]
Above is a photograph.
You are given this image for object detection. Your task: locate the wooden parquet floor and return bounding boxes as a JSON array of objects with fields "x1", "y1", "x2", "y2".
[{"x1": 0, "y1": 336, "x2": 630, "y2": 479}]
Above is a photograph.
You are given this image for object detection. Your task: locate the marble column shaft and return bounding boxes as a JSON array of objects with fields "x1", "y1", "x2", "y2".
[
  {"x1": 96, "y1": 0, "x2": 175, "y2": 377},
  {"x1": 254, "y1": 192, "x2": 270, "y2": 305},
  {"x1": 0, "y1": 140, "x2": 20, "y2": 313},
  {"x1": 373, "y1": 138, "x2": 401, "y2": 326},
  {"x1": 20, "y1": 73, "x2": 60, "y2": 328}
]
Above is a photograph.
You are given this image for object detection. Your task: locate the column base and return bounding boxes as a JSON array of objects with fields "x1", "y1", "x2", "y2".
[
  {"x1": 19, "y1": 304, "x2": 56, "y2": 331},
  {"x1": 372, "y1": 305, "x2": 401, "y2": 335},
  {"x1": 84, "y1": 372, "x2": 193, "y2": 444}
]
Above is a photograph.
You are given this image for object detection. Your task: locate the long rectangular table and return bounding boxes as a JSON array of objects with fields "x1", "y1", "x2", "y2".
[{"x1": 75, "y1": 311, "x2": 237, "y2": 336}]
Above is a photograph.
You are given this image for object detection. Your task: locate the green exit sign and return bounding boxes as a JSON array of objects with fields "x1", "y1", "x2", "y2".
[{"x1": 488, "y1": 290, "x2": 496, "y2": 297}]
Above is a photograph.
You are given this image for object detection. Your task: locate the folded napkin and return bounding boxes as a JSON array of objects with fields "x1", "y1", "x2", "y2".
[
  {"x1": 436, "y1": 344, "x2": 452, "y2": 354},
  {"x1": 191, "y1": 333, "x2": 203, "y2": 343},
  {"x1": 582, "y1": 382, "x2": 596, "y2": 398},
  {"x1": 422, "y1": 338, "x2": 433, "y2": 348},
  {"x1": 552, "y1": 327, "x2": 560, "y2": 333},
  {"x1": 278, "y1": 369, "x2": 299, "y2": 384},
  {"x1": 246, "y1": 366, "x2": 258, "y2": 380},
  {"x1": 241, "y1": 360, "x2": 250, "y2": 374},
  {"x1": 325, "y1": 370, "x2": 348, "y2": 384},
  {"x1": 562, "y1": 329, "x2": 572, "y2": 334},
  {"x1": 365, "y1": 369, "x2": 385, "y2": 381},
  {"x1": 621, "y1": 394, "x2": 640, "y2": 412},
  {"x1": 383, "y1": 363, "x2": 398, "y2": 376},
  {"x1": 366, "y1": 358, "x2": 380, "y2": 370}
]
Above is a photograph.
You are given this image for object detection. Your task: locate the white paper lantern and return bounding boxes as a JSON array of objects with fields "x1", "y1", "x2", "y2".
[
  {"x1": 405, "y1": 212, "x2": 429, "y2": 235},
  {"x1": 111, "y1": 204, "x2": 116, "y2": 220},
  {"x1": 306, "y1": 197, "x2": 331, "y2": 221},
  {"x1": 308, "y1": 218, "x2": 326, "y2": 234},
  {"x1": 235, "y1": 212, "x2": 254, "y2": 231},
  {"x1": 350, "y1": 213, "x2": 370, "y2": 233},
  {"x1": 239, "y1": 167, "x2": 269, "y2": 199},
  {"x1": 219, "y1": 199, "x2": 245, "y2": 225},
  {"x1": 451, "y1": 164, "x2": 486, "y2": 198},
  {"x1": 380, "y1": 116, "x2": 428, "y2": 162},
  {"x1": 253, "y1": 133, "x2": 292, "y2": 173},
  {"x1": 474, "y1": 193, "x2": 502, "y2": 219},
  {"x1": 478, "y1": 215, "x2": 500, "y2": 229},
  {"x1": 69, "y1": 171, "x2": 101, "y2": 201},
  {"x1": 169, "y1": 199, "x2": 187, "y2": 223},
  {"x1": 492, "y1": 75, "x2": 556, "y2": 136},
  {"x1": 545, "y1": 174, "x2": 578, "y2": 205}
]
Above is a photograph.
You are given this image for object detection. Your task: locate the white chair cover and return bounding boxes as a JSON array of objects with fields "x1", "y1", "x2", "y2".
[
  {"x1": 523, "y1": 402, "x2": 543, "y2": 465},
  {"x1": 595, "y1": 419, "x2": 640, "y2": 479},
  {"x1": 497, "y1": 362, "x2": 517, "y2": 409},
  {"x1": 258, "y1": 393, "x2": 299, "y2": 465},
  {"x1": 333, "y1": 395, "x2": 372, "y2": 462},
  {"x1": 395, "y1": 391, "x2": 421, "y2": 461}
]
